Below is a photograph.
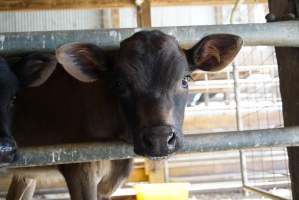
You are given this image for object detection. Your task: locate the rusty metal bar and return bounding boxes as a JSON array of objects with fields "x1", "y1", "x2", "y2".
[
  {"x1": 1, "y1": 126, "x2": 299, "y2": 168},
  {"x1": 0, "y1": 21, "x2": 299, "y2": 55}
]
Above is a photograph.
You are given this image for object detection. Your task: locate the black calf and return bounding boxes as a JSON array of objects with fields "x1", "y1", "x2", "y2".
[
  {"x1": 0, "y1": 54, "x2": 56, "y2": 164},
  {"x1": 0, "y1": 57, "x2": 18, "y2": 164}
]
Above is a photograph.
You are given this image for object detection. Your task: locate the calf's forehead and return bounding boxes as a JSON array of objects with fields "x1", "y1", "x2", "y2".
[
  {"x1": 121, "y1": 30, "x2": 178, "y2": 48},
  {"x1": 116, "y1": 31, "x2": 188, "y2": 90}
]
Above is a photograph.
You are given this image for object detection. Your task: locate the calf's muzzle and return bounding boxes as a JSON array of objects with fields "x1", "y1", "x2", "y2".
[{"x1": 135, "y1": 125, "x2": 180, "y2": 158}]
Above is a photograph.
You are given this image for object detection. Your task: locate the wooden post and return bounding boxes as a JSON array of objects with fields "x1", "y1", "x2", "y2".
[
  {"x1": 100, "y1": 9, "x2": 112, "y2": 29},
  {"x1": 111, "y1": 9, "x2": 120, "y2": 28},
  {"x1": 144, "y1": 160, "x2": 166, "y2": 183},
  {"x1": 136, "y1": 0, "x2": 152, "y2": 28},
  {"x1": 268, "y1": 0, "x2": 299, "y2": 198},
  {"x1": 135, "y1": 0, "x2": 164, "y2": 183},
  {"x1": 99, "y1": 8, "x2": 119, "y2": 29}
]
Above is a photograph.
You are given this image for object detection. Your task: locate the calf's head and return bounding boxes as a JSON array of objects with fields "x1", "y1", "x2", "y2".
[
  {"x1": 56, "y1": 31, "x2": 242, "y2": 158},
  {"x1": 0, "y1": 54, "x2": 56, "y2": 162},
  {"x1": 0, "y1": 58, "x2": 18, "y2": 141},
  {"x1": 0, "y1": 54, "x2": 56, "y2": 138}
]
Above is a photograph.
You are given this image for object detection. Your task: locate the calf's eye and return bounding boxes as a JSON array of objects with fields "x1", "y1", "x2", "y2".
[
  {"x1": 116, "y1": 81, "x2": 124, "y2": 89},
  {"x1": 181, "y1": 78, "x2": 188, "y2": 89}
]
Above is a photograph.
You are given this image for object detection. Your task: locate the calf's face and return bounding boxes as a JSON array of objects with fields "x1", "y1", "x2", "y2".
[{"x1": 57, "y1": 31, "x2": 242, "y2": 158}]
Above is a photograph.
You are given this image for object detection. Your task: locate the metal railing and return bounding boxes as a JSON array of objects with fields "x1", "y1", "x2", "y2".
[
  {"x1": 0, "y1": 19, "x2": 298, "y2": 199},
  {"x1": 2, "y1": 126, "x2": 299, "y2": 169},
  {"x1": 0, "y1": 21, "x2": 299, "y2": 55}
]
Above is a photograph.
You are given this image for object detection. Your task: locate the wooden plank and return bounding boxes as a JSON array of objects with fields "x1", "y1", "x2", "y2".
[
  {"x1": 0, "y1": 0, "x2": 135, "y2": 11},
  {"x1": 268, "y1": 0, "x2": 299, "y2": 199},
  {"x1": 0, "y1": 0, "x2": 267, "y2": 12},
  {"x1": 0, "y1": 0, "x2": 133, "y2": 11},
  {"x1": 152, "y1": 0, "x2": 267, "y2": 6}
]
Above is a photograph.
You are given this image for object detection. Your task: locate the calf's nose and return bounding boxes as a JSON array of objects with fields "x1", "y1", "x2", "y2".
[{"x1": 141, "y1": 125, "x2": 177, "y2": 157}]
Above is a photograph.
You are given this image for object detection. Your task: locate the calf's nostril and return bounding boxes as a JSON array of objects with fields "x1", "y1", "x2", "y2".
[{"x1": 167, "y1": 131, "x2": 176, "y2": 146}]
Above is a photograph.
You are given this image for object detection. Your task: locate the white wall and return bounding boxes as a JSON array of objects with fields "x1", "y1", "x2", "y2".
[
  {"x1": 0, "y1": 9, "x2": 102, "y2": 32},
  {"x1": 151, "y1": 5, "x2": 216, "y2": 27},
  {"x1": 0, "y1": 4, "x2": 267, "y2": 32}
]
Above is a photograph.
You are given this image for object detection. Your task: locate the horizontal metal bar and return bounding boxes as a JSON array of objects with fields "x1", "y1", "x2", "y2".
[
  {"x1": 2, "y1": 126, "x2": 299, "y2": 168},
  {"x1": 0, "y1": 21, "x2": 299, "y2": 55}
]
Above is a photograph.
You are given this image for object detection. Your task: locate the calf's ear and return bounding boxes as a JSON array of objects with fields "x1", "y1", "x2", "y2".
[
  {"x1": 56, "y1": 43, "x2": 107, "y2": 82},
  {"x1": 185, "y1": 34, "x2": 243, "y2": 72},
  {"x1": 12, "y1": 53, "x2": 57, "y2": 87}
]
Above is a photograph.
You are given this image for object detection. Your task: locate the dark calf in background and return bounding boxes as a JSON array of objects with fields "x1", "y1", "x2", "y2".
[
  {"x1": 0, "y1": 58, "x2": 18, "y2": 163},
  {"x1": 2, "y1": 31, "x2": 242, "y2": 200},
  {"x1": 0, "y1": 54, "x2": 56, "y2": 165}
]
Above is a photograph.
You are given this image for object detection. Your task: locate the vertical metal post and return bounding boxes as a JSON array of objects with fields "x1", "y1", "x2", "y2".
[
  {"x1": 233, "y1": 63, "x2": 243, "y2": 131},
  {"x1": 230, "y1": 0, "x2": 248, "y2": 190},
  {"x1": 233, "y1": 62, "x2": 249, "y2": 187}
]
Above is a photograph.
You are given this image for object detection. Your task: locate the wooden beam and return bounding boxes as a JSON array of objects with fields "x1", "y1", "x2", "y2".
[
  {"x1": 268, "y1": 0, "x2": 299, "y2": 199},
  {"x1": 0, "y1": 0, "x2": 134, "y2": 11},
  {"x1": 0, "y1": 0, "x2": 267, "y2": 12},
  {"x1": 151, "y1": 0, "x2": 267, "y2": 6}
]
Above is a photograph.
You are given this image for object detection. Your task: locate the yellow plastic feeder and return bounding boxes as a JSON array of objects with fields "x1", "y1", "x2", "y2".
[{"x1": 134, "y1": 183, "x2": 190, "y2": 200}]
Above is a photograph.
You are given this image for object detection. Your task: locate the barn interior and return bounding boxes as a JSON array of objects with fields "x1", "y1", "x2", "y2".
[{"x1": 0, "y1": 0, "x2": 298, "y2": 200}]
